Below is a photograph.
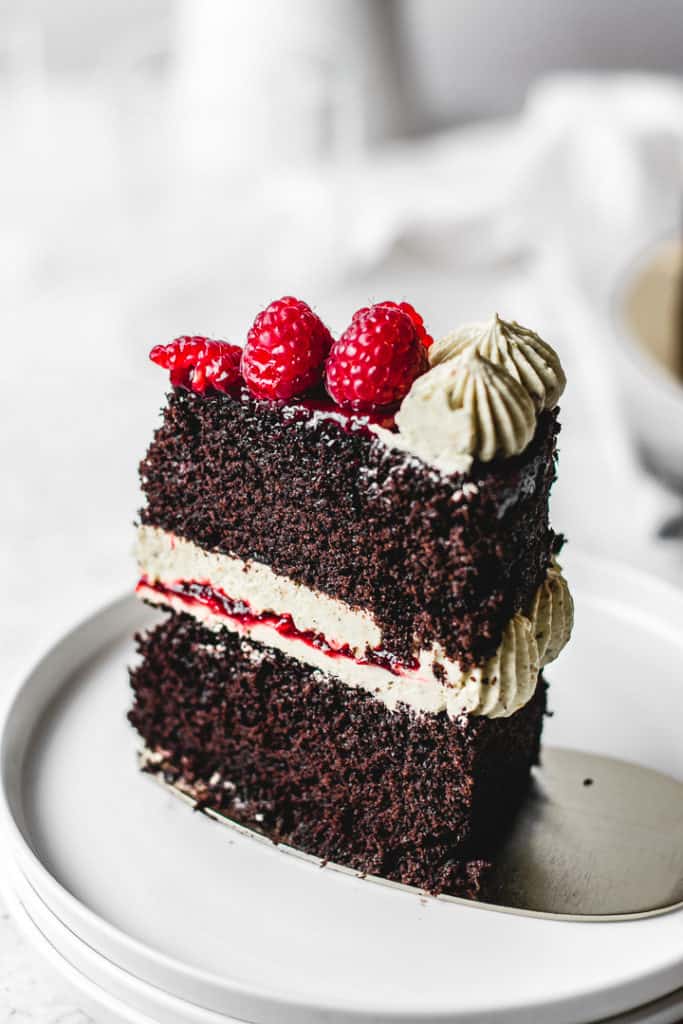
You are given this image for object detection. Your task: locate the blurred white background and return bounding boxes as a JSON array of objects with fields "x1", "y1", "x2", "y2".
[{"x1": 2, "y1": 1, "x2": 683, "y2": 1020}]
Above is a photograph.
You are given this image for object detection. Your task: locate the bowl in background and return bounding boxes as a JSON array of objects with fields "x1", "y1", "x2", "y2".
[{"x1": 614, "y1": 238, "x2": 683, "y2": 491}]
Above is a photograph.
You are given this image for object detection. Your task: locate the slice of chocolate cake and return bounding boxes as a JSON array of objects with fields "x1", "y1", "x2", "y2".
[{"x1": 129, "y1": 301, "x2": 573, "y2": 899}]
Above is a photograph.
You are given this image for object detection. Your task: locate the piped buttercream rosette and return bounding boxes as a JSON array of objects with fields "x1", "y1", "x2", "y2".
[
  {"x1": 395, "y1": 351, "x2": 536, "y2": 471},
  {"x1": 529, "y1": 556, "x2": 574, "y2": 666},
  {"x1": 381, "y1": 314, "x2": 566, "y2": 474},
  {"x1": 446, "y1": 558, "x2": 574, "y2": 718},
  {"x1": 429, "y1": 313, "x2": 566, "y2": 411}
]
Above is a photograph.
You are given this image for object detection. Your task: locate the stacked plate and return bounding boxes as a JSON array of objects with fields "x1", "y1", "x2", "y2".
[{"x1": 1, "y1": 550, "x2": 682, "y2": 1024}]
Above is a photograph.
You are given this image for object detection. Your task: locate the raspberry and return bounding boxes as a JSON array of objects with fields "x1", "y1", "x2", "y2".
[
  {"x1": 373, "y1": 301, "x2": 433, "y2": 349},
  {"x1": 241, "y1": 297, "x2": 333, "y2": 401},
  {"x1": 325, "y1": 303, "x2": 429, "y2": 412},
  {"x1": 150, "y1": 337, "x2": 242, "y2": 395}
]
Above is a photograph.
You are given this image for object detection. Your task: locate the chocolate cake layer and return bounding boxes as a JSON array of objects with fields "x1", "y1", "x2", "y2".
[
  {"x1": 139, "y1": 389, "x2": 560, "y2": 669},
  {"x1": 128, "y1": 612, "x2": 547, "y2": 898}
]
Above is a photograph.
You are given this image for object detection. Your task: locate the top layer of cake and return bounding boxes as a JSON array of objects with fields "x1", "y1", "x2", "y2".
[
  {"x1": 139, "y1": 388, "x2": 559, "y2": 670},
  {"x1": 137, "y1": 302, "x2": 572, "y2": 720}
]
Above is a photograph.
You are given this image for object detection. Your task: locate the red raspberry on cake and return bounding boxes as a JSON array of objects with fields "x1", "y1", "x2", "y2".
[
  {"x1": 325, "y1": 302, "x2": 429, "y2": 412},
  {"x1": 150, "y1": 337, "x2": 242, "y2": 395},
  {"x1": 373, "y1": 300, "x2": 434, "y2": 349},
  {"x1": 241, "y1": 297, "x2": 333, "y2": 401}
]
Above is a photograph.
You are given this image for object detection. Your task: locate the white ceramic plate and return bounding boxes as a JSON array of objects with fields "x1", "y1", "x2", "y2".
[
  {"x1": 1, "y1": 550, "x2": 683, "y2": 1024},
  {"x1": 3, "y1": 856, "x2": 683, "y2": 1024},
  {"x1": 0, "y1": 855, "x2": 241, "y2": 1024}
]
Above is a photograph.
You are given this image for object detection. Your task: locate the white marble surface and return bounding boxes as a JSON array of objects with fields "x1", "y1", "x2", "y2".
[
  {"x1": 0, "y1": 908, "x2": 94, "y2": 1023},
  {"x1": 1, "y1": 75, "x2": 682, "y2": 1021}
]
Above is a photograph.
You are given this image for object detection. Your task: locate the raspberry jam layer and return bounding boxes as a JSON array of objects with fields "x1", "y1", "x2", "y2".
[{"x1": 137, "y1": 576, "x2": 417, "y2": 676}]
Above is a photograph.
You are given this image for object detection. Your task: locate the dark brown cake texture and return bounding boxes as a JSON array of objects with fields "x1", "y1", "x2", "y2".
[
  {"x1": 139, "y1": 388, "x2": 560, "y2": 670},
  {"x1": 129, "y1": 613, "x2": 547, "y2": 899},
  {"x1": 129, "y1": 307, "x2": 572, "y2": 902}
]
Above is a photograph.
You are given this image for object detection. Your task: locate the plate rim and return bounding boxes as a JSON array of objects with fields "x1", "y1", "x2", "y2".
[
  {"x1": 0, "y1": 853, "x2": 243, "y2": 1024},
  {"x1": 4, "y1": 856, "x2": 683, "y2": 1024}
]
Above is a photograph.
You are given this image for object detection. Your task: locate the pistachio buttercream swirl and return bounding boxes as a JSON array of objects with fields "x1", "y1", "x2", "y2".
[
  {"x1": 394, "y1": 351, "x2": 536, "y2": 470},
  {"x1": 429, "y1": 313, "x2": 566, "y2": 411},
  {"x1": 530, "y1": 557, "x2": 574, "y2": 666},
  {"x1": 447, "y1": 614, "x2": 540, "y2": 719}
]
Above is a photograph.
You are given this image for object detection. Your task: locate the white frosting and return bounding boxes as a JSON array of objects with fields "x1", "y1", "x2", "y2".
[
  {"x1": 138, "y1": 578, "x2": 465, "y2": 716},
  {"x1": 429, "y1": 314, "x2": 566, "y2": 411},
  {"x1": 393, "y1": 352, "x2": 536, "y2": 471},
  {"x1": 374, "y1": 314, "x2": 566, "y2": 474},
  {"x1": 447, "y1": 614, "x2": 539, "y2": 719},
  {"x1": 530, "y1": 557, "x2": 574, "y2": 666},
  {"x1": 136, "y1": 527, "x2": 467, "y2": 712},
  {"x1": 136, "y1": 525, "x2": 380, "y2": 657},
  {"x1": 367, "y1": 422, "x2": 473, "y2": 475},
  {"x1": 136, "y1": 527, "x2": 572, "y2": 719}
]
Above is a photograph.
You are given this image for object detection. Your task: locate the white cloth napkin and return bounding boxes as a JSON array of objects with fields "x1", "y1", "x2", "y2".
[
  {"x1": 349, "y1": 74, "x2": 683, "y2": 276},
  {"x1": 345, "y1": 74, "x2": 683, "y2": 581}
]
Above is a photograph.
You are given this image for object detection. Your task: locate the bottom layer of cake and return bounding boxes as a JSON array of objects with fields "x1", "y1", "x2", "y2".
[{"x1": 128, "y1": 612, "x2": 547, "y2": 899}]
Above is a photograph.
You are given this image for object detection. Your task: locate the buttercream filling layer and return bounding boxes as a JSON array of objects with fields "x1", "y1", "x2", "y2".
[
  {"x1": 136, "y1": 525, "x2": 380, "y2": 657},
  {"x1": 135, "y1": 526, "x2": 571, "y2": 719},
  {"x1": 135, "y1": 526, "x2": 475, "y2": 700}
]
